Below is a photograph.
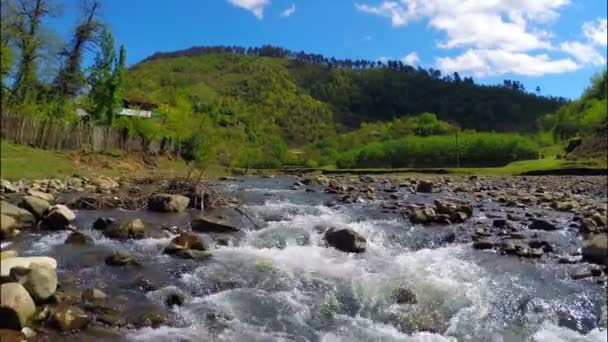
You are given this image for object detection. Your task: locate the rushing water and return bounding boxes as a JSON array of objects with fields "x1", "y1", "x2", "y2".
[{"x1": 11, "y1": 176, "x2": 608, "y2": 341}]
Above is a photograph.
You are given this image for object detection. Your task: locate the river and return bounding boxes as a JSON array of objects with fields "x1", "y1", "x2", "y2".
[{"x1": 5, "y1": 176, "x2": 607, "y2": 341}]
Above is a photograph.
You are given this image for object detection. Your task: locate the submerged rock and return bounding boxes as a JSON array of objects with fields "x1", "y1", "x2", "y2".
[
  {"x1": 393, "y1": 286, "x2": 417, "y2": 304},
  {"x1": 148, "y1": 194, "x2": 190, "y2": 212},
  {"x1": 191, "y1": 216, "x2": 239, "y2": 233},
  {"x1": 0, "y1": 283, "x2": 36, "y2": 330},
  {"x1": 105, "y1": 253, "x2": 141, "y2": 267},
  {"x1": 164, "y1": 233, "x2": 208, "y2": 255},
  {"x1": 64, "y1": 231, "x2": 94, "y2": 245},
  {"x1": 53, "y1": 305, "x2": 89, "y2": 331},
  {"x1": 529, "y1": 219, "x2": 557, "y2": 231},
  {"x1": 324, "y1": 227, "x2": 366, "y2": 253}
]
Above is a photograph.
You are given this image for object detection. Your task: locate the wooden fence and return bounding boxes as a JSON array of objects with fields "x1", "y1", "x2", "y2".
[{"x1": 1, "y1": 114, "x2": 180, "y2": 155}]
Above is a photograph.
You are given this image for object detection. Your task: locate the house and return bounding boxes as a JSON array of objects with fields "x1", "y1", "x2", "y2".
[{"x1": 117, "y1": 98, "x2": 158, "y2": 118}]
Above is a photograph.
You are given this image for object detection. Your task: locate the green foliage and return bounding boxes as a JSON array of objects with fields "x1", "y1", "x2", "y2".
[
  {"x1": 336, "y1": 133, "x2": 538, "y2": 168},
  {"x1": 543, "y1": 70, "x2": 607, "y2": 141},
  {"x1": 87, "y1": 29, "x2": 126, "y2": 125}
]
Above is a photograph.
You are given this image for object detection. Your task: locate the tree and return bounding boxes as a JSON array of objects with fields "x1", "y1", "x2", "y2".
[
  {"x1": 8, "y1": 0, "x2": 56, "y2": 104},
  {"x1": 88, "y1": 28, "x2": 125, "y2": 125},
  {"x1": 53, "y1": 0, "x2": 102, "y2": 99}
]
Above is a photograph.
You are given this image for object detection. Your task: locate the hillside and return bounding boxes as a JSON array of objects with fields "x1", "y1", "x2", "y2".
[
  {"x1": 123, "y1": 46, "x2": 570, "y2": 168},
  {"x1": 128, "y1": 46, "x2": 566, "y2": 133},
  {"x1": 541, "y1": 70, "x2": 607, "y2": 161}
]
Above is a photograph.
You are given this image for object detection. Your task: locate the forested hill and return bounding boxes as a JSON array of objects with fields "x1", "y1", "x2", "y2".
[{"x1": 129, "y1": 45, "x2": 567, "y2": 135}]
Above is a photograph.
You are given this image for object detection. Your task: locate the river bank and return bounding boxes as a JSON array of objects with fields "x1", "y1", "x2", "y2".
[{"x1": 0, "y1": 174, "x2": 607, "y2": 341}]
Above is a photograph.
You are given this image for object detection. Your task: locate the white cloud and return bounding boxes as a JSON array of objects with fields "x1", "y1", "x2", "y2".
[
  {"x1": 401, "y1": 51, "x2": 419, "y2": 65},
  {"x1": 355, "y1": 2, "x2": 412, "y2": 27},
  {"x1": 436, "y1": 49, "x2": 580, "y2": 77},
  {"x1": 560, "y1": 41, "x2": 606, "y2": 65},
  {"x1": 356, "y1": 0, "x2": 587, "y2": 77},
  {"x1": 582, "y1": 18, "x2": 608, "y2": 47},
  {"x1": 228, "y1": 0, "x2": 270, "y2": 19},
  {"x1": 280, "y1": 4, "x2": 296, "y2": 18}
]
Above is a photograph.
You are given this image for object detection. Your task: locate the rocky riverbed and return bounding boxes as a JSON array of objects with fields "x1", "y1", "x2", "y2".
[{"x1": 0, "y1": 174, "x2": 607, "y2": 341}]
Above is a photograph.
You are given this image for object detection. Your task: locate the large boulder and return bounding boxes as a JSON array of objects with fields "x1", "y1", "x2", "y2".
[
  {"x1": 39, "y1": 205, "x2": 75, "y2": 230},
  {"x1": 52, "y1": 305, "x2": 89, "y2": 331},
  {"x1": 148, "y1": 194, "x2": 190, "y2": 213},
  {"x1": 19, "y1": 196, "x2": 50, "y2": 220},
  {"x1": 191, "y1": 216, "x2": 239, "y2": 233},
  {"x1": 1, "y1": 256, "x2": 57, "y2": 278},
  {"x1": 0, "y1": 283, "x2": 36, "y2": 330},
  {"x1": 103, "y1": 219, "x2": 146, "y2": 240},
  {"x1": 1, "y1": 201, "x2": 35, "y2": 229},
  {"x1": 19, "y1": 263, "x2": 57, "y2": 302},
  {"x1": 164, "y1": 233, "x2": 208, "y2": 255},
  {"x1": 0, "y1": 214, "x2": 17, "y2": 240},
  {"x1": 0, "y1": 251, "x2": 18, "y2": 260},
  {"x1": 582, "y1": 234, "x2": 608, "y2": 266},
  {"x1": 324, "y1": 227, "x2": 366, "y2": 253}
]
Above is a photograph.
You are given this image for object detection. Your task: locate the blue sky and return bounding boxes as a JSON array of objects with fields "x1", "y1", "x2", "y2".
[{"x1": 48, "y1": 0, "x2": 607, "y2": 99}]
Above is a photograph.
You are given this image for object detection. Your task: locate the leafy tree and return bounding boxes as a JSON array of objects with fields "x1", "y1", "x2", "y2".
[{"x1": 53, "y1": 0, "x2": 102, "y2": 99}]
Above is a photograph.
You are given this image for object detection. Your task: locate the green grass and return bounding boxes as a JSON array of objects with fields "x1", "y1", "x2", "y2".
[{"x1": 1, "y1": 141, "x2": 84, "y2": 180}]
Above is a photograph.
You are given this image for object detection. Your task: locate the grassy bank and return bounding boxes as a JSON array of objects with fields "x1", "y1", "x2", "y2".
[{"x1": 0, "y1": 141, "x2": 198, "y2": 180}]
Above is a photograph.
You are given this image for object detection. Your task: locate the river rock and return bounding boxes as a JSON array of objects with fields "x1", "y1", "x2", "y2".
[
  {"x1": 408, "y1": 208, "x2": 436, "y2": 224},
  {"x1": 92, "y1": 217, "x2": 115, "y2": 231},
  {"x1": 82, "y1": 288, "x2": 108, "y2": 302},
  {"x1": 25, "y1": 189, "x2": 54, "y2": 202},
  {"x1": 40, "y1": 205, "x2": 75, "y2": 230},
  {"x1": 1, "y1": 256, "x2": 57, "y2": 278},
  {"x1": 1, "y1": 201, "x2": 35, "y2": 229},
  {"x1": 1, "y1": 214, "x2": 17, "y2": 239},
  {"x1": 191, "y1": 216, "x2": 239, "y2": 233},
  {"x1": 416, "y1": 181, "x2": 433, "y2": 193},
  {"x1": 393, "y1": 286, "x2": 417, "y2": 304},
  {"x1": 103, "y1": 219, "x2": 146, "y2": 240},
  {"x1": 53, "y1": 305, "x2": 89, "y2": 331},
  {"x1": 0, "y1": 179, "x2": 20, "y2": 193},
  {"x1": 582, "y1": 234, "x2": 608, "y2": 266},
  {"x1": 105, "y1": 253, "x2": 141, "y2": 267},
  {"x1": 164, "y1": 233, "x2": 208, "y2": 255},
  {"x1": 529, "y1": 219, "x2": 557, "y2": 231},
  {"x1": 0, "y1": 283, "x2": 36, "y2": 330},
  {"x1": 93, "y1": 176, "x2": 119, "y2": 191},
  {"x1": 174, "y1": 249, "x2": 212, "y2": 260},
  {"x1": 21, "y1": 263, "x2": 57, "y2": 302},
  {"x1": 0, "y1": 329, "x2": 25, "y2": 341},
  {"x1": 64, "y1": 231, "x2": 94, "y2": 245},
  {"x1": 19, "y1": 196, "x2": 50, "y2": 220},
  {"x1": 0, "y1": 251, "x2": 18, "y2": 260},
  {"x1": 324, "y1": 227, "x2": 366, "y2": 253},
  {"x1": 473, "y1": 240, "x2": 494, "y2": 250},
  {"x1": 148, "y1": 194, "x2": 190, "y2": 213}
]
